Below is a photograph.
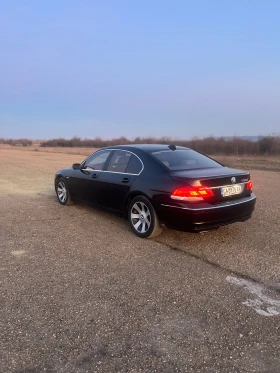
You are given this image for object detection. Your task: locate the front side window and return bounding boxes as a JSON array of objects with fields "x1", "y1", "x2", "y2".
[
  {"x1": 107, "y1": 150, "x2": 132, "y2": 173},
  {"x1": 84, "y1": 150, "x2": 112, "y2": 170},
  {"x1": 152, "y1": 150, "x2": 222, "y2": 171}
]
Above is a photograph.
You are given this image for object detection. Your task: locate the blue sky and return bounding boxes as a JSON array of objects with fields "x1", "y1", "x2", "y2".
[{"x1": 0, "y1": 0, "x2": 280, "y2": 139}]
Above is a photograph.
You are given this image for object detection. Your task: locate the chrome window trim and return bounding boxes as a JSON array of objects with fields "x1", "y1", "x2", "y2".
[
  {"x1": 161, "y1": 194, "x2": 256, "y2": 211},
  {"x1": 81, "y1": 169, "x2": 140, "y2": 176},
  {"x1": 81, "y1": 148, "x2": 144, "y2": 176}
]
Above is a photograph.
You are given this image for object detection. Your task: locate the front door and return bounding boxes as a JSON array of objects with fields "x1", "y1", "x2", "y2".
[{"x1": 70, "y1": 149, "x2": 112, "y2": 203}]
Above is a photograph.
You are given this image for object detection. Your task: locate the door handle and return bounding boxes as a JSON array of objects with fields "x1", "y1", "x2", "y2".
[
  {"x1": 92, "y1": 173, "x2": 98, "y2": 179},
  {"x1": 122, "y1": 177, "x2": 130, "y2": 183}
]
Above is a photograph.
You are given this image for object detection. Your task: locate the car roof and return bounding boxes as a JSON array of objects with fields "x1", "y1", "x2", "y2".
[{"x1": 103, "y1": 144, "x2": 189, "y2": 153}]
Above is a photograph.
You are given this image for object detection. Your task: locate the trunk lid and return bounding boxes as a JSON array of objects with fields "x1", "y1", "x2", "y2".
[{"x1": 170, "y1": 167, "x2": 251, "y2": 203}]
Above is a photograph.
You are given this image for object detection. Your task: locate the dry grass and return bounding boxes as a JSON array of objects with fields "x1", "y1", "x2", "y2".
[
  {"x1": 0, "y1": 144, "x2": 95, "y2": 156},
  {"x1": 214, "y1": 155, "x2": 280, "y2": 172},
  {"x1": 1, "y1": 144, "x2": 280, "y2": 172}
]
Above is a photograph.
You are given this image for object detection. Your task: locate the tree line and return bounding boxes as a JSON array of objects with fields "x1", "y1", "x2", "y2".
[
  {"x1": 1, "y1": 136, "x2": 280, "y2": 155},
  {"x1": 39, "y1": 135, "x2": 280, "y2": 156},
  {"x1": 0, "y1": 138, "x2": 32, "y2": 147}
]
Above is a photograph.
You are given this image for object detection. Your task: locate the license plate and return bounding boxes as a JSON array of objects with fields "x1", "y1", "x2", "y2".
[{"x1": 221, "y1": 184, "x2": 242, "y2": 197}]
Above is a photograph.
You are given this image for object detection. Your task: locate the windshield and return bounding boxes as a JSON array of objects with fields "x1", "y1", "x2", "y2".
[{"x1": 152, "y1": 149, "x2": 223, "y2": 170}]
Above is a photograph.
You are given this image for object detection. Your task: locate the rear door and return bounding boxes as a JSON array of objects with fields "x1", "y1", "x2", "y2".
[{"x1": 97, "y1": 150, "x2": 143, "y2": 211}]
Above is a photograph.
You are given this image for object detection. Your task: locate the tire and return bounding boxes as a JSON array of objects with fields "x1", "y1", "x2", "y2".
[
  {"x1": 128, "y1": 196, "x2": 162, "y2": 238},
  {"x1": 55, "y1": 178, "x2": 73, "y2": 206}
]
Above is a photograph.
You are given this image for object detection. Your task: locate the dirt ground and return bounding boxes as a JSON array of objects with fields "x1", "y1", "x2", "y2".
[{"x1": 1, "y1": 148, "x2": 280, "y2": 373}]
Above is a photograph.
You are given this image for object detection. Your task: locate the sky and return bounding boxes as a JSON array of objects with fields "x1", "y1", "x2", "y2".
[{"x1": 0, "y1": 0, "x2": 280, "y2": 140}]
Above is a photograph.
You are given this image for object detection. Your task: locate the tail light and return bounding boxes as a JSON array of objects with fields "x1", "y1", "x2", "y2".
[
  {"x1": 171, "y1": 186, "x2": 214, "y2": 202},
  {"x1": 246, "y1": 180, "x2": 253, "y2": 190}
]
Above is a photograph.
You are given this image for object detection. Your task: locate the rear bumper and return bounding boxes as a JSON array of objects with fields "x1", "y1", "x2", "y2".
[{"x1": 157, "y1": 194, "x2": 256, "y2": 231}]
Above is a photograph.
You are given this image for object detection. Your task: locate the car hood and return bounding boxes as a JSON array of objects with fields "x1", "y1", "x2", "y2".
[{"x1": 56, "y1": 166, "x2": 72, "y2": 174}]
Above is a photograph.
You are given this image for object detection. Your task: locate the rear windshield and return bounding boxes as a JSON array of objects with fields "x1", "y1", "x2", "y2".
[{"x1": 152, "y1": 149, "x2": 222, "y2": 170}]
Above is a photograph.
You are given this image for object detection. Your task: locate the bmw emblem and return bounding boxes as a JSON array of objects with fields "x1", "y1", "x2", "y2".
[{"x1": 231, "y1": 177, "x2": 236, "y2": 184}]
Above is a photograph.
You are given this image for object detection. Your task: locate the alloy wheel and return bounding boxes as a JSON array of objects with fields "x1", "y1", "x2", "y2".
[
  {"x1": 57, "y1": 181, "x2": 67, "y2": 203},
  {"x1": 131, "y1": 201, "x2": 151, "y2": 234}
]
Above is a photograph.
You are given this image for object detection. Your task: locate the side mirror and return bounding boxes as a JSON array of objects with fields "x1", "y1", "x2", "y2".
[{"x1": 72, "y1": 163, "x2": 81, "y2": 170}]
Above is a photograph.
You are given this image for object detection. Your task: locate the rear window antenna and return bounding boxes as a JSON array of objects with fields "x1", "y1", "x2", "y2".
[{"x1": 168, "y1": 144, "x2": 176, "y2": 151}]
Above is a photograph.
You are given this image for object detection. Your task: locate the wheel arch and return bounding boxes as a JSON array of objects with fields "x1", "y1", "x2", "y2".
[
  {"x1": 55, "y1": 173, "x2": 65, "y2": 184},
  {"x1": 125, "y1": 190, "x2": 162, "y2": 218},
  {"x1": 126, "y1": 191, "x2": 152, "y2": 210}
]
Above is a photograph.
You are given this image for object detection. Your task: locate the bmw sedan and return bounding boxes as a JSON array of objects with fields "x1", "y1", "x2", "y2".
[{"x1": 54, "y1": 144, "x2": 256, "y2": 238}]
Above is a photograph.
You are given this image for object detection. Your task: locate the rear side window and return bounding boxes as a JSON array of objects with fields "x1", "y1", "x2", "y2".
[
  {"x1": 152, "y1": 150, "x2": 222, "y2": 170},
  {"x1": 126, "y1": 155, "x2": 143, "y2": 174},
  {"x1": 107, "y1": 150, "x2": 132, "y2": 173}
]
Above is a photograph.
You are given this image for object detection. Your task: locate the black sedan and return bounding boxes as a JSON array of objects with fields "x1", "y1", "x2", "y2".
[{"x1": 55, "y1": 144, "x2": 256, "y2": 238}]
